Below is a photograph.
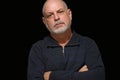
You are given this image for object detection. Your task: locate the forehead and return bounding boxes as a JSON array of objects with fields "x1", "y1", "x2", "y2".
[{"x1": 43, "y1": 0, "x2": 67, "y2": 14}]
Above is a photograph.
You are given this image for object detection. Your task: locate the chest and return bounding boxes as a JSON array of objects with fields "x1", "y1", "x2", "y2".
[{"x1": 43, "y1": 46, "x2": 86, "y2": 71}]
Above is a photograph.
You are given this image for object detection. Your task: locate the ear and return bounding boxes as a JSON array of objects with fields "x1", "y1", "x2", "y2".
[
  {"x1": 42, "y1": 17, "x2": 46, "y2": 25},
  {"x1": 68, "y1": 9, "x2": 72, "y2": 20}
]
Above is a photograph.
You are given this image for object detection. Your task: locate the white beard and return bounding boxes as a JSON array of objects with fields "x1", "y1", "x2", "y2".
[{"x1": 45, "y1": 21, "x2": 71, "y2": 34}]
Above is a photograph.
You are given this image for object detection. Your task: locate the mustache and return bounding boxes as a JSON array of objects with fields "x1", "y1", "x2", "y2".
[{"x1": 54, "y1": 20, "x2": 65, "y2": 27}]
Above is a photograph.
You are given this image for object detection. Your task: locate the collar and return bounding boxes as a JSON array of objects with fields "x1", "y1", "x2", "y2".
[{"x1": 45, "y1": 31, "x2": 81, "y2": 47}]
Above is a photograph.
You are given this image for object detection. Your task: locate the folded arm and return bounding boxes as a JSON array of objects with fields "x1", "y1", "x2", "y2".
[{"x1": 44, "y1": 65, "x2": 88, "y2": 80}]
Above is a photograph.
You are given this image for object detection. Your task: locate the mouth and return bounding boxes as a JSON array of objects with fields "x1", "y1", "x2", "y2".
[{"x1": 54, "y1": 22, "x2": 64, "y2": 28}]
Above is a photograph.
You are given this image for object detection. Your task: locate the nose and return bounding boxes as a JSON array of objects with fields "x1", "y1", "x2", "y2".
[{"x1": 54, "y1": 13, "x2": 60, "y2": 21}]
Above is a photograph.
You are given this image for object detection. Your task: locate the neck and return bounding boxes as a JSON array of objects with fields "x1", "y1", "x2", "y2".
[{"x1": 51, "y1": 29, "x2": 72, "y2": 47}]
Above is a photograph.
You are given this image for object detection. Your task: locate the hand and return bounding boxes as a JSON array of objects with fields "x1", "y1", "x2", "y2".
[
  {"x1": 78, "y1": 65, "x2": 88, "y2": 72},
  {"x1": 44, "y1": 71, "x2": 51, "y2": 80}
]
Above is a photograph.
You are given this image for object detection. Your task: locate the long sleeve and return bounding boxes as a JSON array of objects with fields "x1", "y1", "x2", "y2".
[
  {"x1": 49, "y1": 39, "x2": 105, "y2": 80},
  {"x1": 27, "y1": 44, "x2": 45, "y2": 80},
  {"x1": 50, "y1": 69, "x2": 105, "y2": 80},
  {"x1": 27, "y1": 33, "x2": 105, "y2": 80}
]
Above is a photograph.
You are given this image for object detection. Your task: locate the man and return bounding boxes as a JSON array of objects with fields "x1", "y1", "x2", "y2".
[{"x1": 27, "y1": 0, "x2": 105, "y2": 80}]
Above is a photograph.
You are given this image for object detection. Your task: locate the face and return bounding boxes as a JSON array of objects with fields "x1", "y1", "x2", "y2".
[{"x1": 42, "y1": 0, "x2": 72, "y2": 34}]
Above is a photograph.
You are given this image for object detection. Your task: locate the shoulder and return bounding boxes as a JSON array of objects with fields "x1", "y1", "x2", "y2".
[
  {"x1": 80, "y1": 35, "x2": 95, "y2": 44},
  {"x1": 75, "y1": 32, "x2": 97, "y2": 48},
  {"x1": 75, "y1": 32, "x2": 96, "y2": 44},
  {"x1": 30, "y1": 36, "x2": 49, "y2": 49}
]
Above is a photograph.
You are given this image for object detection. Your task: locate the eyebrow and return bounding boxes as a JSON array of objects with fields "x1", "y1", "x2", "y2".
[{"x1": 46, "y1": 8, "x2": 65, "y2": 14}]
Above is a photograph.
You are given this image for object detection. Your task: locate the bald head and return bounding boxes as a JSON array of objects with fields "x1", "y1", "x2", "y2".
[{"x1": 42, "y1": 0, "x2": 68, "y2": 17}]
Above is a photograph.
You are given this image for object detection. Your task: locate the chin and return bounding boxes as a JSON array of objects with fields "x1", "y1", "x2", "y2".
[{"x1": 52, "y1": 27, "x2": 68, "y2": 34}]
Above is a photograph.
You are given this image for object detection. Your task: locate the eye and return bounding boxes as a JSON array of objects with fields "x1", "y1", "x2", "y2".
[
  {"x1": 46, "y1": 13, "x2": 53, "y2": 18},
  {"x1": 58, "y1": 10, "x2": 64, "y2": 13},
  {"x1": 47, "y1": 14, "x2": 52, "y2": 18}
]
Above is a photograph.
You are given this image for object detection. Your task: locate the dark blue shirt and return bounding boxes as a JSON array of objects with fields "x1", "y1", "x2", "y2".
[{"x1": 27, "y1": 31, "x2": 105, "y2": 80}]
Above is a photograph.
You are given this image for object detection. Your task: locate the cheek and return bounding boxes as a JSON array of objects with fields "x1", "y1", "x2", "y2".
[
  {"x1": 46, "y1": 21, "x2": 54, "y2": 28},
  {"x1": 62, "y1": 15, "x2": 71, "y2": 22},
  {"x1": 63, "y1": 17, "x2": 71, "y2": 24}
]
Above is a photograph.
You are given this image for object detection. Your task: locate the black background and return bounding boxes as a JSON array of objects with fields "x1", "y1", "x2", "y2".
[{"x1": 3, "y1": 0, "x2": 118, "y2": 80}]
